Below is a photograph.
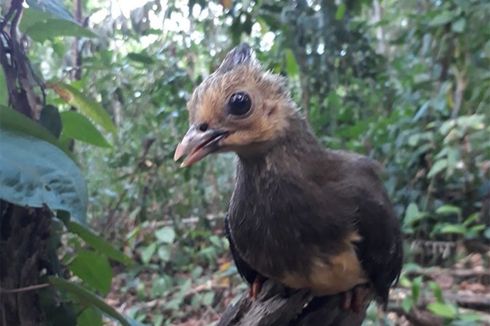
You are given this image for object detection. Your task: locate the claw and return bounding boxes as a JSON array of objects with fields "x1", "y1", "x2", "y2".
[
  {"x1": 249, "y1": 275, "x2": 265, "y2": 300},
  {"x1": 341, "y1": 284, "x2": 371, "y2": 313}
]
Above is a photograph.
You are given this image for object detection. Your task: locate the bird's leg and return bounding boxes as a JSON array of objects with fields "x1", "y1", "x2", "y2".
[
  {"x1": 249, "y1": 275, "x2": 266, "y2": 300},
  {"x1": 341, "y1": 284, "x2": 371, "y2": 313}
]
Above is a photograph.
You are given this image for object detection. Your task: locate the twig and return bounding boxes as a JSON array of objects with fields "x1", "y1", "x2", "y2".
[{"x1": 0, "y1": 283, "x2": 50, "y2": 294}]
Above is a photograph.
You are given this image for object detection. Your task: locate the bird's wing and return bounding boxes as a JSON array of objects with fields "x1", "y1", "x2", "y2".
[
  {"x1": 344, "y1": 157, "x2": 403, "y2": 305},
  {"x1": 225, "y1": 214, "x2": 258, "y2": 285}
]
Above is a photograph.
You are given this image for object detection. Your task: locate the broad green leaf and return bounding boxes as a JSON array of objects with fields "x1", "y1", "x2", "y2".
[
  {"x1": 69, "y1": 250, "x2": 112, "y2": 295},
  {"x1": 429, "y1": 282, "x2": 444, "y2": 303},
  {"x1": 285, "y1": 49, "x2": 299, "y2": 76},
  {"x1": 401, "y1": 297, "x2": 412, "y2": 313},
  {"x1": 24, "y1": 19, "x2": 95, "y2": 42},
  {"x1": 155, "y1": 227, "x2": 176, "y2": 244},
  {"x1": 0, "y1": 68, "x2": 7, "y2": 106},
  {"x1": 484, "y1": 227, "x2": 490, "y2": 240},
  {"x1": 439, "y1": 224, "x2": 466, "y2": 234},
  {"x1": 157, "y1": 246, "x2": 171, "y2": 262},
  {"x1": 335, "y1": 3, "x2": 346, "y2": 20},
  {"x1": 452, "y1": 18, "x2": 466, "y2": 33},
  {"x1": 427, "y1": 302, "x2": 458, "y2": 319},
  {"x1": 27, "y1": 0, "x2": 74, "y2": 22},
  {"x1": 435, "y1": 205, "x2": 461, "y2": 215},
  {"x1": 0, "y1": 105, "x2": 72, "y2": 158},
  {"x1": 141, "y1": 243, "x2": 157, "y2": 264},
  {"x1": 428, "y1": 159, "x2": 447, "y2": 178},
  {"x1": 61, "y1": 111, "x2": 111, "y2": 147},
  {"x1": 65, "y1": 220, "x2": 132, "y2": 266},
  {"x1": 411, "y1": 276, "x2": 422, "y2": 303},
  {"x1": 0, "y1": 129, "x2": 87, "y2": 222},
  {"x1": 48, "y1": 82, "x2": 116, "y2": 134},
  {"x1": 429, "y1": 10, "x2": 457, "y2": 27},
  {"x1": 48, "y1": 277, "x2": 132, "y2": 326},
  {"x1": 404, "y1": 202, "x2": 424, "y2": 225},
  {"x1": 78, "y1": 307, "x2": 103, "y2": 326}
]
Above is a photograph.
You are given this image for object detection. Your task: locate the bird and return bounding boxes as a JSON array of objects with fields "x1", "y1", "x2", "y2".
[{"x1": 174, "y1": 43, "x2": 403, "y2": 314}]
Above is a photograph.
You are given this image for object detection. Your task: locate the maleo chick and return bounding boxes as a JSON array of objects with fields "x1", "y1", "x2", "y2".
[{"x1": 174, "y1": 44, "x2": 403, "y2": 314}]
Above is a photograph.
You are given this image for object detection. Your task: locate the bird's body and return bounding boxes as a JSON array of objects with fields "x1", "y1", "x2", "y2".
[
  {"x1": 226, "y1": 113, "x2": 401, "y2": 304},
  {"x1": 174, "y1": 43, "x2": 403, "y2": 310}
]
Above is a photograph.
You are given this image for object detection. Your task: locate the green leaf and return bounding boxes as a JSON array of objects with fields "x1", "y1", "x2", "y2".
[
  {"x1": 69, "y1": 250, "x2": 112, "y2": 295},
  {"x1": 427, "y1": 302, "x2": 458, "y2": 319},
  {"x1": 155, "y1": 227, "x2": 176, "y2": 244},
  {"x1": 24, "y1": 19, "x2": 95, "y2": 42},
  {"x1": 404, "y1": 202, "x2": 426, "y2": 225},
  {"x1": 284, "y1": 49, "x2": 299, "y2": 76},
  {"x1": 26, "y1": 0, "x2": 74, "y2": 22},
  {"x1": 429, "y1": 10, "x2": 457, "y2": 27},
  {"x1": 411, "y1": 276, "x2": 422, "y2": 303},
  {"x1": 435, "y1": 205, "x2": 461, "y2": 216},
  {"x1": 401, "y1": 297, "x2": 412, "y2": 313},
  {"x1": 0, "y1": 68, "x2": 7, "y2": 106},
  {"x1": 429, "y1": 281, "x2": 444, "y2": 303},
  {"x1": 484, "y1": 227, "x2": 490, "y2": 240},
  {"x1": 61, "y1": 111, "x2": 111, "y2": 147},
  {"x1": 48, "y1": 82, "x2": 116, "y2": 134},
  {"x1": 48, "y1": 276, "x2": 133, "y2": 326},
  {"x1": 157, "y1": 246, "x2": 171, "y2": 262},
  {"x1": 428, "y1": 159, "x2": 447, "y2": 178},
  {"x1": 141, "y1": 243, "x2": 157, "y2": 264},
  {"x1": 335, "y1": 3, "x2": 346, "y2": 20},
  {"x1": 65, "y1": 220, "x2": 132, "y2": 266},
  {"x1": 0, "y1": 129, "x2": 87, "y2": 222},
  {"x1": 0, "y1": 105, "x2": 72, "y2": 158},
  {"x1": 78, "y1": 307, "x2": 103, "y2": 326},
  {"x1": 452, "y1": 18, "x2": 466, "y2": 33},
  {"x1": 439, "y1": 224, "x2": 466, "y2": 234}
]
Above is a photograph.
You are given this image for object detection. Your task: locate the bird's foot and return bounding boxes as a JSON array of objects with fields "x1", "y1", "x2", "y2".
[
  {"x1": 341, "y1": 284, "x2": 371, "y2": 313},
  {"x1": 249, "y1": 275, "x2": 266, "y2": 300}
]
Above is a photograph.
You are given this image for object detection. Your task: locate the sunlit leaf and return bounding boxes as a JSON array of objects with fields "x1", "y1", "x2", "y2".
[
  {"x1": 61, "y1": 111, "x2": 111, "y2": 147},
  {"x1": 155, "y1": 227, "x2": 176, "y2": 244},
  {"x1": 284, "y1": 49, "x2": 299, "y2": 76},
  {"x1": 427, "y1": 302, "x2": 458, "y2": 319},
  {"x1": 26, "y1": 0, "x2": 73, "y2": 22},
  {"x1": 439, "y1": 224, "x2": 466, "y2": 234},
  {"x1": 335, "y1": 3, "x2": 346, "y2": 20},
  {"x1": 0, "y1": 129, "x2": 87, "y2": 222},
  {"x1": 435, "y1": 205, "x2": 461, "y2": 215},
  {"x1": 47, "y1": 82, "x2": 116, "y2": 134}
]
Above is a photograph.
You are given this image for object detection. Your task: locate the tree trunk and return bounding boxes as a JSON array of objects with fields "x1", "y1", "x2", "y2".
[{"x1": 0, "y1": 204, "x2": 52, "y2": 325}]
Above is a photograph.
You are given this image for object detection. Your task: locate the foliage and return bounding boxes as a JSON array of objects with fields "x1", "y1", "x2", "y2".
[{"x1": 1, "y1": 0, "x2": 489, "y2": 325}]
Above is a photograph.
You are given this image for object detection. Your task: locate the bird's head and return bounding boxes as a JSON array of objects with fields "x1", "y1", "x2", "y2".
[{"x1": 174, "y1": 43, "x2": 294, "y2": 167}]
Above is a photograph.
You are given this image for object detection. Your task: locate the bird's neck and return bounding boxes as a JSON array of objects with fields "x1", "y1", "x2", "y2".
[{"x1": 236, "y1": 112, "x2": 323, "y2": 175}]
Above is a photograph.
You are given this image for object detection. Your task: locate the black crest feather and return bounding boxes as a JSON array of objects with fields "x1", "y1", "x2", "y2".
[{"x1": 217, "y1": 43, "x2": 254, "y2": 74}]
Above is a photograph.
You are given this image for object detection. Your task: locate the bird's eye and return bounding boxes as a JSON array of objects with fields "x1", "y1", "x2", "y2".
[{"x1": 228, "y1": 92, "x2": 251, "y2": 116}]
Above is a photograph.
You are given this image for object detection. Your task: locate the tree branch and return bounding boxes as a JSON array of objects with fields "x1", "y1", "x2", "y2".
[{"x1": 217, "y1": 280, "x2": 367, "y2": 326}]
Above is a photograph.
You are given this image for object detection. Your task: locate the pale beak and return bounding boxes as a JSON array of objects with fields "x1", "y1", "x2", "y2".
[{"x1": 174, "y1": 126, "x2": 228, "y2": 167}]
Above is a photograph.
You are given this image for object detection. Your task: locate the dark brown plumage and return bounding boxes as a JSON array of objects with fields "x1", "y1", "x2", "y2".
[{"x1": 174, "y1": 43, "x2": 403, "y2": 311}]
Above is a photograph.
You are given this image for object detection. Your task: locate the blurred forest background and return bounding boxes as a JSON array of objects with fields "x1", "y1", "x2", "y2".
[{"x1": 1, "y1": 0, "x2": 490, "y2": 325}]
